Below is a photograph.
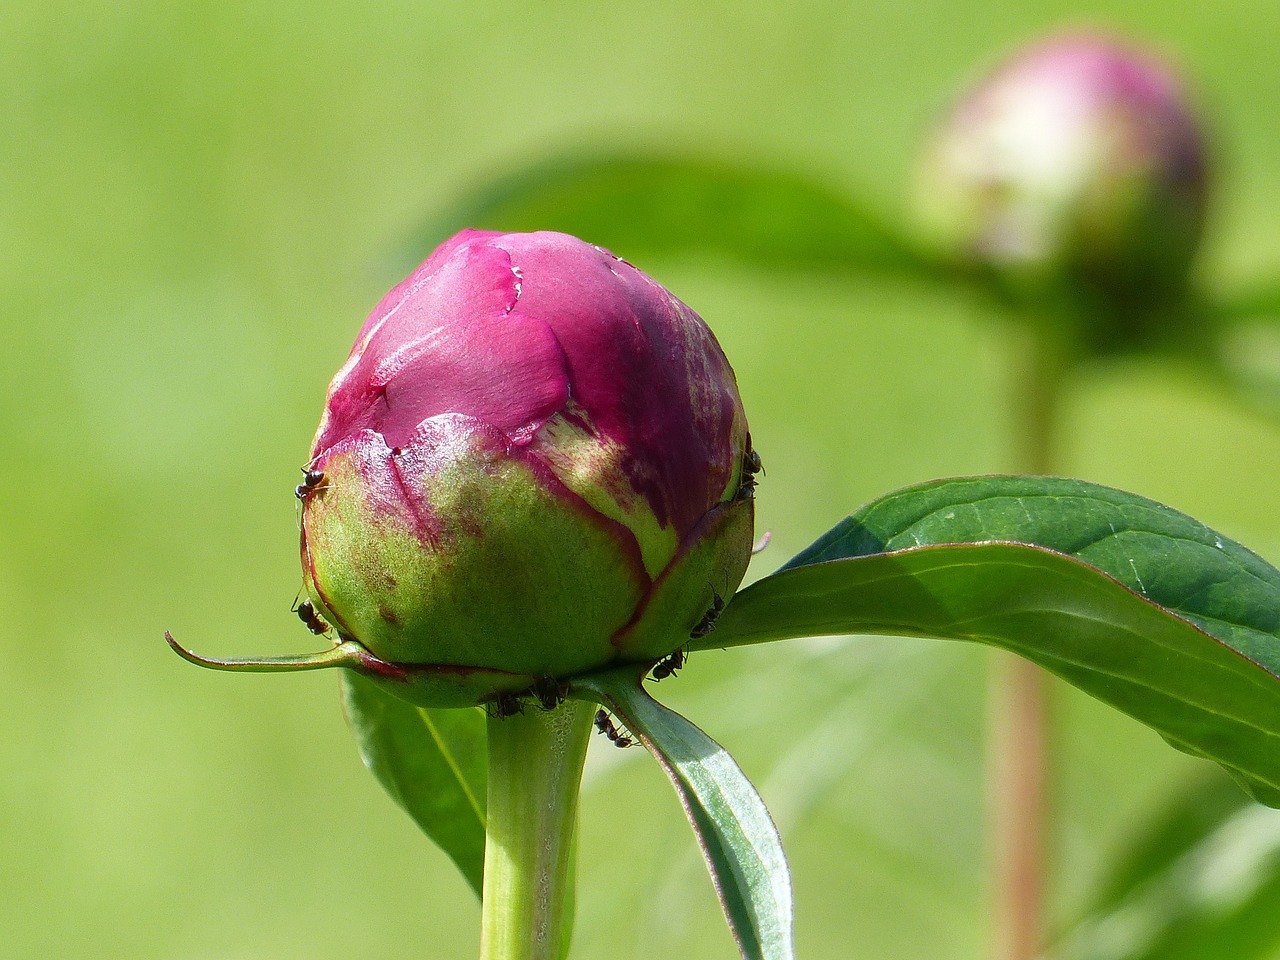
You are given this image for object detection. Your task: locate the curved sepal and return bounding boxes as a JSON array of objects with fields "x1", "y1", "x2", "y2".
[
  {"x1": 164, "y1": 630, "x2": 534, "y2": 709},
  {"x1": 165, "y1": 631, "x2": 378, "y2": 673}
]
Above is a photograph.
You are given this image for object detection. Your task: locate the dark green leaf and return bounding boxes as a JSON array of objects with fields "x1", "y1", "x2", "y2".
[
  {"x1": 341, "y1": 672, "x2": 487, "y2": 896},
  {"x1": 1056, "y1": 775, "x2": 1280, "y2": 960},
  {"x1": 572, "y1": 669, "x2": 794, "y2": 960},
  {"x1": 707, "y1": 476, "x2": 1280, "y2": 806},
  {"x1": 412, "y1": 153, "x2": 934, "y2": 277}
]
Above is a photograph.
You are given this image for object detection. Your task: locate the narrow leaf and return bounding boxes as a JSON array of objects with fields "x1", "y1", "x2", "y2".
[
  {"x1": 413, "y1": 153, "x2": 934, "y2": 277},
  {"x1": 340, "y1": 672, "x2": 487, "y2": 895},
  {"x1": 706, "y1": 476, "x2": 1280, "y2": 806},
  {"x1": 572, "y1": 668, "x2": 794, "y2": 960}
]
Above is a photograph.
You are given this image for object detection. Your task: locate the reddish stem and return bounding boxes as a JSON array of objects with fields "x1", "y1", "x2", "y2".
[
  {"x1": 990, "y1": 319, "x2": 1069, "y2": 960},
  {"x1": 990, "y1": 655, "x2": 1049, "y2": 960}
]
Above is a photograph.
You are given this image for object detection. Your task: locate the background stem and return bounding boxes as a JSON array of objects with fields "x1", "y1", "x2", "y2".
[
  {"x1": 992, "y1": 318, "x2": 1069, "y2": 960},
  {"x1": 479, "y1": 700, "x2": 593, "y2": 960},
  {"x1": 991, "y1": 654, "x2": 1049, "y2": 960}
]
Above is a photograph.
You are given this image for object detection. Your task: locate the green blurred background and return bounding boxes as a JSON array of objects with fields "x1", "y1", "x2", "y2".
[{"x1": 6, "y1": 1, "x2": 1280, "y2": 958}]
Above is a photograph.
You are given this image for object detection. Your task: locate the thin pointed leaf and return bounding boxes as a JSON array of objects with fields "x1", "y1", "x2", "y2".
[
  {"x1": 705, "y1": 476, "x2": 1280, "y2": 806},
  {"x1": 573, "y1": 669, "x2": 794, "y2": 960},
  {"x1": 413, "y1": 153, "x2": 935, "y2": 277},
  {"x1": 341, "y1": 672, "x2": 487, "y2": 896}
]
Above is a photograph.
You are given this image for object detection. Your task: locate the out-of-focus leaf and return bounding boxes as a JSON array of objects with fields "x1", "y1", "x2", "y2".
[
  {"x1": 414, "y1": 153, "x2": 935, "y2": 277},
  {"x1": 1056, "y1": 773, "x2": 1280, "y2": 960},
  {"x1": 573, "y1": 669, "x2": 794, "y2": 960},
  {"x1": 1195, "y1": 280, "x2": 1280, "y2": 417},
  {"x1": 1089, "y1": 773, "x2": 1253, "y2": 912},
  {"x1": 341, "y1": 672, "x2": 487, "y2": 896},
  {"x1": 1205, "y1": 280, "x2": 1280, "y2": 323},
  {"x1": 704, "y1": 476, "x2": 1280, "y2": 806},
  {"x1": 1211, "y1": 313, "x2": 1280, "y2": 418}
]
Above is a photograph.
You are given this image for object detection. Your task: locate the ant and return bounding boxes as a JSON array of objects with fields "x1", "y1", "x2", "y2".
[
  {"x1": 296, "y1": 468, "x2": 325, "y2": 502},
  {"x1": 593, "y1": 709, "x2": 635, "y2": 748},
  {"x1": 292, "y1": 596, "x2": 330, "y2": 636},
  {"x1": 735, "y1": 438, "x2": 764, "y2": 502},
  {"x1": 485, "y1": 692, "x2": 526, "y2": 719},
  {"x1": 530, "y1": 676, "x2": 566, "y2": 711},
  {"x1": 689, "y1": 588, "x2": 726, "y2": 640},
  {"x1": 650, "y1": 647, "x2": 686, "y2": 681}
]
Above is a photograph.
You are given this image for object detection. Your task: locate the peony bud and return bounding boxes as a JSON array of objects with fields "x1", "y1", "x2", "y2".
[
  {"x1": 915, "y1": 31, "x2": 1208, "y2": 303},
  {"x1": 289, "y1": 229, "x2": 755, "y2": 708}
]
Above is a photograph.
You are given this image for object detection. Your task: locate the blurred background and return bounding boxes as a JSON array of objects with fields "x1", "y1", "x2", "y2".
[{"x1": 6, "y1": 1, "x2": 1280, "y2": 958}]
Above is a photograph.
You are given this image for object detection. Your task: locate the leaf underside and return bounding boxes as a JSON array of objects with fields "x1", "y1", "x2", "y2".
[
  {"x1": 706, "y1": 475, "x2": 1280, "y2": 806},
  {"x1": 572, "y1": 669, "x2": 794, "y2": 960}
]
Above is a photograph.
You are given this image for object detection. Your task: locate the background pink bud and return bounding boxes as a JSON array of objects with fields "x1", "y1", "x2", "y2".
[
  {"x1": 299, "y1": 229, "x2": 755, "y2": 707},
  {"x1": 915, "y1": 31, "x2": 1209, "y2": 302}
]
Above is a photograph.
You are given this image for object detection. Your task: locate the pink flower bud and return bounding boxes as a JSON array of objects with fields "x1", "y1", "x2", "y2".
[
  {"x1": 298, "y1": 230, "x2": 756, "y2": 707},
  {"x1": 916, "y1": 31, "x2": 1208, "y2": 300}
]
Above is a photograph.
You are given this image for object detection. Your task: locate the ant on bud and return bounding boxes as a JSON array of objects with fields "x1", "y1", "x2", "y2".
[
  {"x1": 530, "y1": 676, "x2": 566, "y2": 711},
  {"x1": 650, "y1": 647, "x2": 686, "y2": 681},
  {"x1": 735, "y1": 437, "x2": 764, "y2": 502},
  {"x1": 296, "y1": 468, "x2": 326, "y2": 502},
  {"x1": 291, "y1": 596, "x2": 331, "y2": 636},
  {"x1": 689, "y1": 587, "x2": 726, "y2": 640},
  {"x1": 593, "y1": 709, "x2": 635, "y2": 748},
  {"x1": 485, "y1": 692, "x2": 526, "y2": 719}
]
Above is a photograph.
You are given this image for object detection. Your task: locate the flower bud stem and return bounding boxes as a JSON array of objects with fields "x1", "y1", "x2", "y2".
[
  {"x1": 991, "y1": 315, "x2": 1074, "y2": 960},
  {"x1": 479, "y1": 700, "x2": 593, "y2": 960}
]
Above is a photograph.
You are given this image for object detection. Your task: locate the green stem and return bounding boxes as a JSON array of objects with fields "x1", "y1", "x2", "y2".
[
  {"x1": 1010, "y1": 314, "x2": 1070, "y2": 477},
  {"x1": 479, "y1": 700, "x2": 593, "y2": 960}
]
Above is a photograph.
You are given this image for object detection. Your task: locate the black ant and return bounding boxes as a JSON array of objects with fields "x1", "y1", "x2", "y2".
[
  {"x1": 296, "y1": 468, "x2": 325, "y2": 502},
  {"x1": 650, "y1": 647, "x2": 686, "y2": 681},
  {"x1": 530, "y1": 676, "x2": 566, "y2": 711},
  {"x1": 689, "y1": 588, "x2": 726, "y2": 640},
  {"x1": 485, "y1": 692, "x2": 526, "y2": 719},
  {"x1": 292, "y1": 596, "x2": 330, "y2": 636},
  {"x1": 735, "y1": 438, "x2": 764, "y2": 502},
  {"x1": 593, "y1": 709, "x2": 635, "y2": 748}
]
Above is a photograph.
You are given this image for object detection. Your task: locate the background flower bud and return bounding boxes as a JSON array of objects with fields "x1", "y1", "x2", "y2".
[
  {"x1": 914, "y1": 31, "x2": 1209, "y2": 303},
  {"x1": 300, "y1": 229, "x2": 754, "y2": 707}
]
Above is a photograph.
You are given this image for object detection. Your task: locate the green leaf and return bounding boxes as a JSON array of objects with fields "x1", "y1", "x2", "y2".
[
  {"x1": 413, "y1": 153, "x2": 934, "y2": 277},
  {"x1": 340, "y1": 672, "x2": 487, "y2": 896},
  {"x1": 1056, "y1": 775, "x2": 1280, "y2": 960},
  {"x1": 706, "y1": 476, "x2": 1280, "y2": 806},
  {"x1": 572, "y1": 668, "x2": 794, "y2": 960}
]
